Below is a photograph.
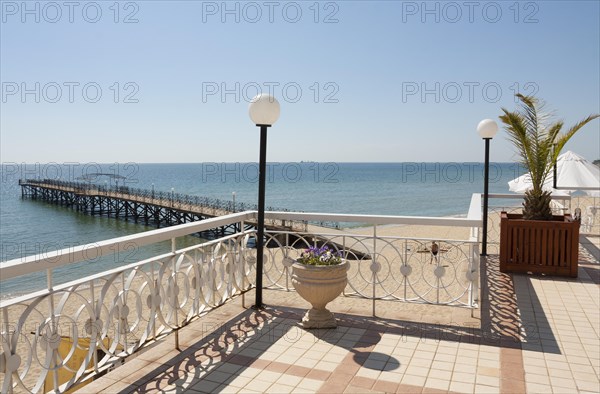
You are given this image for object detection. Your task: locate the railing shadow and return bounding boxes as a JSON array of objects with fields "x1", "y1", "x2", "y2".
[
  {"x1": 115, "y1": 280, "x2": 556, "y2": 394},
  {"x1": 580, "y1": 234, "x2": 600, "y2": 263},
  {"x1": 117, "y1": 307, "x2": 403, "y2": 393},
  {"x1": 102, "y1": 250, "x2": 560, "y2": 392},
  {"x1": 480, "y1": 255, "x2": 560, "y2": 354}
]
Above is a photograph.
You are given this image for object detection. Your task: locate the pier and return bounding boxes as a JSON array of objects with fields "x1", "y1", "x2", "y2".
[{"x1": 18, "y1": 179, "x2": 311, "y2": 236}]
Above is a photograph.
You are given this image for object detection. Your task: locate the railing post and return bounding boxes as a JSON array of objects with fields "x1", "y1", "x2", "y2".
[
  {"x1": 240, "y1": 220, "x2": 247, "y2": 308},
  {"x1": 46, "y1": 268, "x2": 56, "y2": 340},
  {"x1": 342, "y1": 235, "x2": 346, "y2": 296},
  {"x1": 89, "y1": 280, "x2": 100, "y2": 374},
  {"x1": 119, "y1": 273, "x2": 129, "y2": 353},
  {"x1": 436, "y1": 243, "x2": 440, "y2": 304},
  {"x1": 47, "y1": 265, "x2": 61, "y2": 392},
  {"x1": 2, "y1": 307, "x2": 13, "y2": 393},
  {"x1": 149, "y1": 264, "x2": 157, "y2": 340},
  {"x1": 499, "y1": 212, "x2": 508, "y2": 270},
  {"x1": 472, "y1": 242, "x2": 480, "y2": 317},
  {"x1": 228, "y1": 238, "x2": 235, "y2": 300},
  {"x1": 171, "y1": 238, "x2": 180, "y2": 350},
  {"x1": 285, "y1": 233, "x2": 290, "y2": 291},
  {"x1": 403, "y1": 239, "x2": 409, "y2": 301},
  {"x1": 372, "y1": 225, "x2": 377, "y2": 317}
]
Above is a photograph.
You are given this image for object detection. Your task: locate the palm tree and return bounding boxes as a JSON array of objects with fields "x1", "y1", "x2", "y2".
[{"x1": 500, "y1": 94, "x2": 599, "y2": 220}]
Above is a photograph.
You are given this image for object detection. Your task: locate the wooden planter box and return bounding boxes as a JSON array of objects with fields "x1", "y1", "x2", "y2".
[{"x1": 499, "y1": 212, "x2": 579, "y2": 277}]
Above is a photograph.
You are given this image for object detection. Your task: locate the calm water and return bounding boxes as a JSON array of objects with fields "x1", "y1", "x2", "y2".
[{"x1": 0, "y1": 162, "x2": 524, "y2": 297}]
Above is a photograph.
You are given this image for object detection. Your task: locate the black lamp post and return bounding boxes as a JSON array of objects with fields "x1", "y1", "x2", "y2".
[
  {"x1": 477, "y1": 119, "x2": 498, "y2": 256},
  {"x1": 248, "y1": 94, "x2": 280, "y2": 309}
]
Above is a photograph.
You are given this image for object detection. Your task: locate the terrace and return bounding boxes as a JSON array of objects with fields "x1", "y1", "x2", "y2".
[{"x1": 0, "y1": 194, "x2": 598, "y2": 393}]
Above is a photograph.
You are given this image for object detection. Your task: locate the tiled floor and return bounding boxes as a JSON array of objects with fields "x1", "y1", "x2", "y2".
[{"x1": 78, "y1": 245, "x2": 599, "y2": 394}]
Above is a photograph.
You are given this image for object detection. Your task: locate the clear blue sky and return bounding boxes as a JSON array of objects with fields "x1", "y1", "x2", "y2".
[{"x1": 1, "y1": 0, "x2": 599, "y2": 163}]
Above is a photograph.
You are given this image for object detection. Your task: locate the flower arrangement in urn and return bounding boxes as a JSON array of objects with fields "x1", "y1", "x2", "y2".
[
  {"x1": 291, "y1": 245, "x2": 348, "y2": 328},
  {"x1": 297, "y1": 246, "x2": 343, "y2": 266}
]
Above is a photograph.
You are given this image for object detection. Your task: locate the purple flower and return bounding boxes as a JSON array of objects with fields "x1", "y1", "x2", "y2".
[{"x1": 296, "y1": 245, "x2": 343, "y2": 266}]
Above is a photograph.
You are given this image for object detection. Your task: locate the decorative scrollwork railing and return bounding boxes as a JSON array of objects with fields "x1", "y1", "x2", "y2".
[
  {"x1": 260, "y1": 231, "x2": 478, "y2": 307},
  {"x1": 1, "y1": 213, "x2": 257, "y2": 393},
  {"x1": 1, "y1": 208, "x2": 482, "y2": 393}
]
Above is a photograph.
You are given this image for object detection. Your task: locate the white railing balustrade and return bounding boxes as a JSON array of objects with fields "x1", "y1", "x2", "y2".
[
  {"x1": 261, "y1": 231, "x2": 478, "y2": 306},
  {"x1": 1, "y1": 209, "x2": 481, "y2": 393},
  {"x1": 0, "y1": 213, "x2": 257, "y2": 394}
]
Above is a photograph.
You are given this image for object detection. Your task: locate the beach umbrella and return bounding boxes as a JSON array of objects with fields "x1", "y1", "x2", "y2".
[{"x1": 508, "y1": 151, "x2": 600, "y2": 196}]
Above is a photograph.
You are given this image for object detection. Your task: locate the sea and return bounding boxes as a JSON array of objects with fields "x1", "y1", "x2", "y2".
[{"x1": 0, "y1": 162, "x2": 525, "y2": 298}]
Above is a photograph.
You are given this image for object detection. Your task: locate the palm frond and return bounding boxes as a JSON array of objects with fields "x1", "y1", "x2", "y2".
[
  {"x1": 499, "y1": 110, "x2": 533, "y2": 172},
  {"x1": 554, "y1": 114, "x2": 600, "y2": 154},
  {"x1": 499, "y1": 95, "x2": 599, "y2": 220}
]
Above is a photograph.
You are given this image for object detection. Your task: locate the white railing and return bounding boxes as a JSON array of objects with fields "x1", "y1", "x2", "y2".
[
  {"x1": 260, "y1": 211, "x2": 480, "y2": 309},
  {"x1": 0, "y1": 209, "x2": 480, "y2": 393},
  {"x1": 263, "y1": 231, "x2": 478, "y2": 306},
  {"x1": 0, "y1": 212, "x2": 257, "y2": 394},
  {"x1": 560, "y1": 188, "x2": 600, "y2": 235}
]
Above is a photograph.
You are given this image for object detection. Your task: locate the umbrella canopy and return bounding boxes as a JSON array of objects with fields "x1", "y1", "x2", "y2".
[{"x1": 509, "y1": 151, "x2": 600, "y2": 196}]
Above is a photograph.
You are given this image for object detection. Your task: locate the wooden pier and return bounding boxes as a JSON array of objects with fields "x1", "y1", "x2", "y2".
[
  {"x1": 18, "y1": 179, "x2": 308, "y2": 237},
  {"x1": 18, "y1": 179, "x2": 369, "y2": 261}
]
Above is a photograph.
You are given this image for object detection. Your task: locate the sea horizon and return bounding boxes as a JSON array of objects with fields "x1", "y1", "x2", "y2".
[{"x1": 1, "y1": 161, "x2": 525, "y2": 297}]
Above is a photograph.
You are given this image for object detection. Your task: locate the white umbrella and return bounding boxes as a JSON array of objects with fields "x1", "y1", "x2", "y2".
[{"x1": 508, "y1": 151, "x2": 600, "y2": 196}]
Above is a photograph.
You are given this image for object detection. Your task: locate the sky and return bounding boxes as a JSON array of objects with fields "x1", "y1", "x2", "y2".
[{"x1": 1, "y1": 0, "x2": 599, "y2": 164}]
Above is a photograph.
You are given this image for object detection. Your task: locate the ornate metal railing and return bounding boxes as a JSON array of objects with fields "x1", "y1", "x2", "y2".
[
  {"x1": 555, "y1": 192, "x2": 600, "y2": 235},
  {"x1": 0, "y1": 213, "x2": 256, "y2": 393},
  {"x1": 261, "y1": 231, "x2": 477, "y2": 307},
  {"x1": 261, "y1": 208, "x2": 481, "y2": 311},
  {"x1": 1, "y1": 209, "x2": 480, "y2": 393}
]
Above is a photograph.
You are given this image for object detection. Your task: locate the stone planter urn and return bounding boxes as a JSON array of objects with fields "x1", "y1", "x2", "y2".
[{"x1": 291, "y1": 261, "x2": 348, "y2": 329}]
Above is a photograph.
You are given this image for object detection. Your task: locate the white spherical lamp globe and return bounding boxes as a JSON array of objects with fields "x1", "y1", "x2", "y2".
[
  {"x1": 249, "y1": 94, "x2": 280, "y2": 126},
  {"x1": 477, "y1": 119, "x2": 498, "y2": 139}
]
